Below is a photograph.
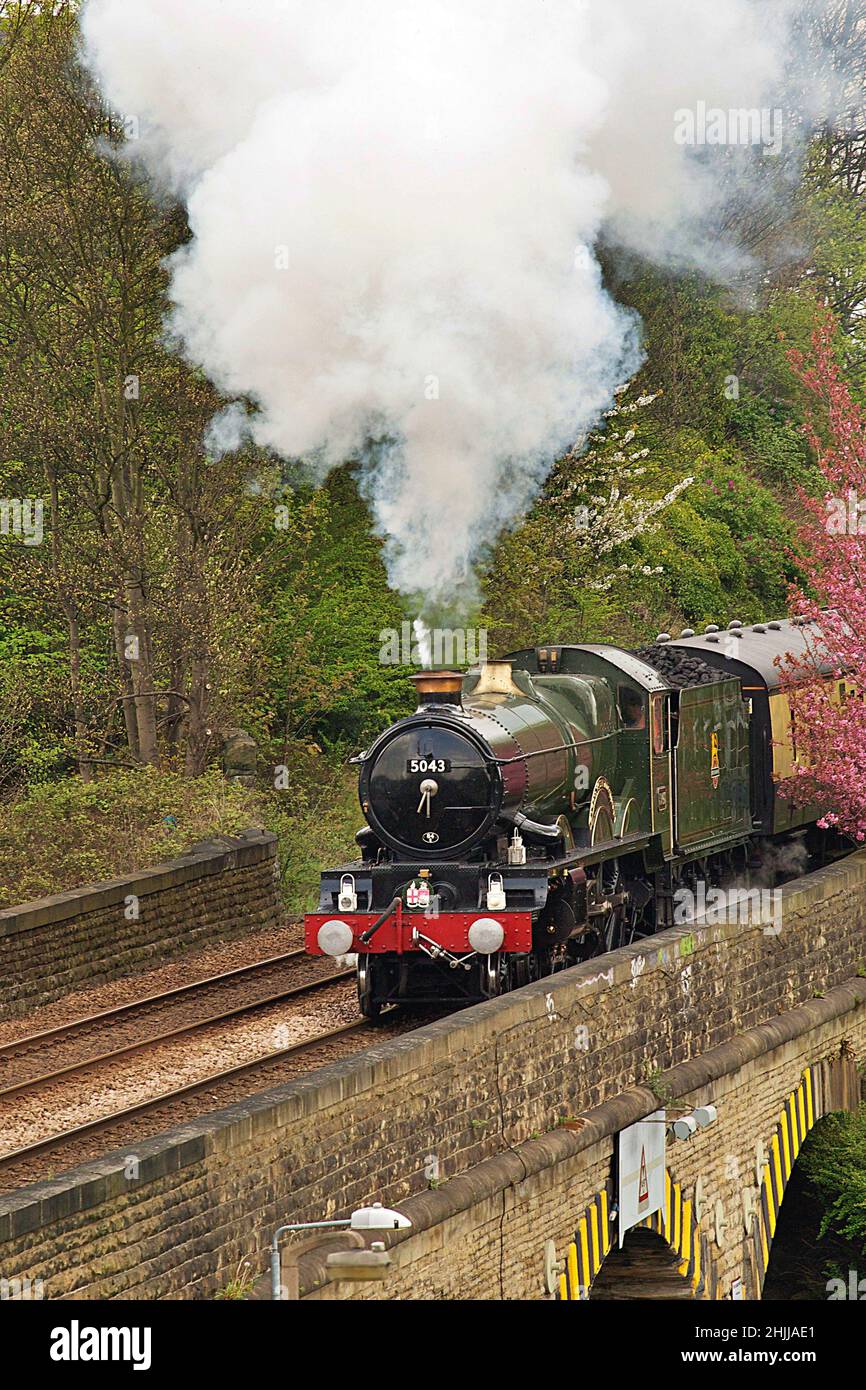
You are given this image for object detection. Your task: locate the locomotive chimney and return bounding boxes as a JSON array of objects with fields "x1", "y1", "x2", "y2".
[{"x1": 409, "y1": 670, "x2": 464, "y2": 709}]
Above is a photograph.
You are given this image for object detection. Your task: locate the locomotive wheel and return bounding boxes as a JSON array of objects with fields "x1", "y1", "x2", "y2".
[
  {"x1": 598, "y1": 858, "x2": 625, "y2": 952},
  {"x1": 482, "y1": 953, "x2": 502, "y2": 999},
  {"x1": 357, "y1": 957, "x2": 383, "y2": 1021},
  {"x1": 589, "y1": 778, "x2": 627, "y2": 951},
  {"x1": 588, "y1": 778, "x2": 616, "y2": 844},
  {"x1": 555, "y1": 815, "x2": 575, "y2": 850}
]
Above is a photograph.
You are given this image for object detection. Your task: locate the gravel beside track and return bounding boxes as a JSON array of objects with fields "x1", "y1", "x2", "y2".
[
  {"x1": 0, "y1": 1004, "x2": 423, "y2": 1195},
  {"x1": 0, "y1": 947, "x2": 347, "y2": 1090},
  {"x1": 0, "y1": 919, "x2": 305, "y2": 1049},
  {"x1": 0, "y1": 918, "x2": 430, "y2": 1195},
  {"x1": 0, "y1": 979, "x2": 359, "y2": 1156}
]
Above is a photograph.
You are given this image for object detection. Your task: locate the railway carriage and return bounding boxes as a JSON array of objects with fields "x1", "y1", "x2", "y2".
[{"x1": 305, "y1": 618, "x2": 838, "y2": 1016}]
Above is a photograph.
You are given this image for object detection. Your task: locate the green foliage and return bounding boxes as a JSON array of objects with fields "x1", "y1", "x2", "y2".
[
  {"x1": 633, "y1": 437, "x2": 800, "y2": 623},
  {"x1": 260, "y1": 466, "x2": 415, "y2": 753},
  {"x1": 481, "y1": 253, "x2": 834, "y2": 651},
  {"x1": 0, "y1": 615, "x2": 75, "y2": 786},
  {"x1": 0, "y1": 769, "x2": 258, "y2": 908},
  {"x1": 726, "y1": 393, "x2": 816, "y2": 493},
  {"x1": 482, "y1": 384, "x2": 802, "y2": 654},
  {"x1": 213, "y1": 1260, "x2": 256, "y2": 1301},
  {"x1": 801, "y1": 1104, "x2": 866, "y2": 1255},
  {"x1": 0, "y1": 757, "x2": 364, "y2": 914},
  {"x1": 255, "y1": 746, "x2": 363, "y2": 914},
  {"x1": 482, "y1": 385, "x2": 687, "y2": 651}
]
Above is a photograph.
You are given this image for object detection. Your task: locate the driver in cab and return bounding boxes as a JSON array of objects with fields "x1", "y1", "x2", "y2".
[{"x1": 620, "y1": 688, "x2": 646, "y2": 731}]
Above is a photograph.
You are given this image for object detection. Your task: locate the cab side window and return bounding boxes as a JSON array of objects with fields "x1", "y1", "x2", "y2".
[{"x1": 618, "y1": 685, "x2": 646, "y2": 731}]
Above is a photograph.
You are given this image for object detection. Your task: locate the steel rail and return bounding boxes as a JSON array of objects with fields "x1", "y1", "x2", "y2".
[
  {"x1": 0, "y1": 946, "x2": 315, "y2": 1061},
  {"x1": 0, "y1": 1017, "x2": 378, "y2": 1174},
  {"x1": 0, "y1": 965, "x2": 354, "y2": 1101}
]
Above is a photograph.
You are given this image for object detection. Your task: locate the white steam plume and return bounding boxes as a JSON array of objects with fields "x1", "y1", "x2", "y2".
[{"x1": 81, "y1": 0, "x2": 818, "y2": 609}]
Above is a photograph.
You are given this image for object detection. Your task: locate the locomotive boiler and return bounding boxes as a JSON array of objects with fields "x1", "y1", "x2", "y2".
[
  {"x1": 357, "y1": 663, "x2": 619, "y2": 860},
  {"x1": 305, "y1": 619, "x2": 837, "y2": 1017}
]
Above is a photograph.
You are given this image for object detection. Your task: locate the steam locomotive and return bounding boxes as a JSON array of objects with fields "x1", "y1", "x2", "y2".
[{"x1": 305, "y1": 619, "x2": 838, "y2": 1016}]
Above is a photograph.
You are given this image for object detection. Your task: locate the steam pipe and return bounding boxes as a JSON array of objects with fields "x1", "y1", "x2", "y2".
[{"x1": 505, "y1": 810, "x2": 562, "y2": 842}]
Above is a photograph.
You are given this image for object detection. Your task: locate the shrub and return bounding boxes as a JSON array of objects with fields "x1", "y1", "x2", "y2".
[
  {"x1": 801, "y1": 1103, "x2": 866, "y2": 1255},
  {"x1": 0, "y1": 768, "x2": 259, "y2": 908},
  {"x1": 0, "y1": 753, "x2": 365, "y2": 915}
]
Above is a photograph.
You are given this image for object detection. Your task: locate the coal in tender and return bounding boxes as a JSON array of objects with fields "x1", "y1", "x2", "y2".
[{"x1": 632, "y1": 644, "x2": 724, "y2": 689}]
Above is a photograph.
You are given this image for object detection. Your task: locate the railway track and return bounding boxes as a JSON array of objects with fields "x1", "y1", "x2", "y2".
[
  {"x1": 0, "y1": 1016, "x2": 374, "y2": 1174},
  {"x1": 0, "y1": 948, "x2": 375, "y2": 1179},
  {"x1": 0, "y1": 947, "x2": 350, "y2": 1093}
]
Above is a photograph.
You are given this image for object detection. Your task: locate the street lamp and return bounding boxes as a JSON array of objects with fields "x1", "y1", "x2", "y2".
[{"x1": 270, "y1": 1202, "x2": 412, "y2": 1300}]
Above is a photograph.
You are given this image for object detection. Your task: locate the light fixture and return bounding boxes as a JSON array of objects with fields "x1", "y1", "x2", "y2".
[
  {"x1": 670, "y1": 1103, "x2": 718, "y2": 1141},
  {"x1": 672, "y1": 1115, "x2": 697, "y2": 1141},
  {"x1": 338, "y1": 874, "x2": 358, "y2": 912},
  {"x1": 350, "y1": 1202, "x2": 412, "y2": 1231},
  {"x1": 486, "y1": 873, "x2": 507, "y2": 911},
  {"x1": 468, "y1": 917, "x2": 505, "y2": 954},
  {"x1": 325, "y1": 1242, "x2": 391, "y2": 1282},
  {"x1": 317, "y1": 919, "x2": 354, "y2": 956},
  {"x1": 693, "y1": 1104, "x2": 717, "y2": 1128},
  {"x1": 271, "y1": 1203, "x2": 411, "y2": 1299}
]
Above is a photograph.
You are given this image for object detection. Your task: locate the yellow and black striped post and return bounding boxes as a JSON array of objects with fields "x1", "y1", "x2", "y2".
[
  {"x1": 754, "y1": 1066, "x2": 821, "y2": 1293},
  {"x1": 556, "y1": 1189, "x2": 612, "y2": 1299}
]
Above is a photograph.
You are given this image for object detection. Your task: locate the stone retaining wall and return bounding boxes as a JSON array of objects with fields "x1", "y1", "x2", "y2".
[{"x1": 0, "y1": 829, "x2": 280, "y2": 1018}]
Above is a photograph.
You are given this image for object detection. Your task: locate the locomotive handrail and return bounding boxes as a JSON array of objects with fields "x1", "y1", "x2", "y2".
[
  {"x1": 359, "y1": 897, "x2": 401, "y2": 945},
  {"x1": 350, "y1": 729, "x2": 617, "y2": 770},
  {"x1": 543, "y1": 830, "x2": 654, "y2": 870},
  {"x1": 492, "y1": 730, "x2": 617, "y2": 765}
]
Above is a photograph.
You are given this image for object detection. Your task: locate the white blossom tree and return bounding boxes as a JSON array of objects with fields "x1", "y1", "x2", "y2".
[{"x1": 484, "y1": 385, "x2": 694, "y2": 650}]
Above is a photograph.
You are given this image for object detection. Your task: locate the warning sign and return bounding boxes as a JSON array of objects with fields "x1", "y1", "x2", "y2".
[
  {"x1": 638, "y1": 1146, "x2": 649, "y2": 1205},
  {"x1": 617, "y1": 1111, "x2": 666, "y2": 1247},
  {"x1": 710, "y1": 732, "x2": 721, "y2": 789}
]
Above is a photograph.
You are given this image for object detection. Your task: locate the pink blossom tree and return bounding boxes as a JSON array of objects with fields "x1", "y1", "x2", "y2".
[{"x1": 779, "y1": 316, "x2": 866, "y2": 841}]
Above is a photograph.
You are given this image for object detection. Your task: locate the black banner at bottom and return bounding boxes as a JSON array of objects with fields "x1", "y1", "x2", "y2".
[{"x1": 8, "y1": 1296, "x2": 862, "y2": 1377}]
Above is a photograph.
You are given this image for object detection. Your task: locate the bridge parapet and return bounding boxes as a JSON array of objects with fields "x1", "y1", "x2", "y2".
[{"x1": 0, "y1": 852, "x2": 864, "y2": 1299}]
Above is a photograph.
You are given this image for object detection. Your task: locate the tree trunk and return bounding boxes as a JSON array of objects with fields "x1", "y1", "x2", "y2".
[
  {"x1": 184, "y1": 650, "x2": 210, "y2": 775},
  {"x1": 125, "y1": 572, "x2": 159, "y2": 765},
  {"x1": 113, "y1": 597, "x2": 141, "y2": 761},
  {"x1": 66, "y1": 604, "x2": 92, "y2": 781}
]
